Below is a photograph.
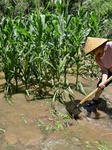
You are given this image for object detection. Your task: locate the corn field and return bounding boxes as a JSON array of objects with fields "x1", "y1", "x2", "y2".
[{"x1": 0, "y1": 2, "x2": 102, "y2": 101}]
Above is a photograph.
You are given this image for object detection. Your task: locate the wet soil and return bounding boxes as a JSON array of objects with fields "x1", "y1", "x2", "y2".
[{"x1": 0, "y1": 72, "x2": 112, "y2": 150}]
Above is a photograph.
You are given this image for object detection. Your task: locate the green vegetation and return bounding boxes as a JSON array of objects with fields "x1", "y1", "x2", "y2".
[
  {"x1": 84, "y1": 140, "x2": 112, "y2": 150},
  {"x1": 36, "y1": 111, "x2": 71, "y2": 134},
  {"x1": 0, "y1": 0, "x2": 112, "y2": 101},
  {"x1": 5, "y1": 142, "x2": 15, "y2": 150}
]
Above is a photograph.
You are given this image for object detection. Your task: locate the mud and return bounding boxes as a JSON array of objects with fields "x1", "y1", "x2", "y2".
[{"x1": 0, "y1": 72, "x2": 112, "y2": 150}]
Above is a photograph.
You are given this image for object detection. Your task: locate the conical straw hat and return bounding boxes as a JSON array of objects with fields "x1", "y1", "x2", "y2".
[{"x1": 84, "y1": 37, "x2": 108, "y2": 54}]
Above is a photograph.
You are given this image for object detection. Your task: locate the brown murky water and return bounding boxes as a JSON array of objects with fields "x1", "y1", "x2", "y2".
[{"x1": 0, "y1": 72, "x2": 112, "y2": 150}]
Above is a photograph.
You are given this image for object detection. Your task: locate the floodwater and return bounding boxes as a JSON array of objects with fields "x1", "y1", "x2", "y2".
[{"x1": 0, "y1": 72, "x2": 112, "y2": 150}]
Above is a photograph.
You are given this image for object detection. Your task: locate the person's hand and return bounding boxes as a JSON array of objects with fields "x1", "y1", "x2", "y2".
[{"x1": 99, "y1": 82, "x2": 105, "y2": 89}]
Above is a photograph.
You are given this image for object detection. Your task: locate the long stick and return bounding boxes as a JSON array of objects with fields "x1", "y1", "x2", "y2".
[{"x1": 79, "y1": 76, "x2": 112, "y2": 105}]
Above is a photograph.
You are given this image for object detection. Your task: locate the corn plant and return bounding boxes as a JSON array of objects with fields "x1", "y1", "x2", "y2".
[{"x1": 0, "y1": 1, "x2": 104, "y2": 102}]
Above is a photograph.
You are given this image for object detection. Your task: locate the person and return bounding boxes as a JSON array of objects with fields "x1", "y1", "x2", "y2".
[{"x1": 84, "y1": 37, "x2": 112, "y2": 118}]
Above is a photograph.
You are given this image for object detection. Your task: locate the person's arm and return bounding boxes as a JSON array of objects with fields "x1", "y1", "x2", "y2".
[{"x1": 99, "y1": 68, "x2": 108, "y2": 89}]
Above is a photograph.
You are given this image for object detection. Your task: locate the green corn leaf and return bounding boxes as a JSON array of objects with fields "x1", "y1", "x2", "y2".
[
  {"x1": 76, "y1": 81, "x2": 87, "y2": 96},
  {"x1": 16, "y1": 27, "x2": 30, "y2": 37},
  {"x1": 58, "y1": 55, "x2": 67, "y2": 74},
  {"x1": 43, "y1": 59, "x2": 56, "y2": 70},
  {"x1": 40, "y1": 14, "x2": 45, "y2": 29}
]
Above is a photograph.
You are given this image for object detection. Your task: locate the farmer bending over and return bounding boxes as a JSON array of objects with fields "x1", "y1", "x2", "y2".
[{"x1": 84, "y1": 37, "x2": 112, "y2": 118}]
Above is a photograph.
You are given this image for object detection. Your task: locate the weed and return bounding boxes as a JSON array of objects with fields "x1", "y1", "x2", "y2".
[{"x1": 5, "y1": 142, "x2": 15, "y2": 150}]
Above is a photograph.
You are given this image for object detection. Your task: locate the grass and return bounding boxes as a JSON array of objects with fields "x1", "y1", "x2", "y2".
[
  {"x1": 36, "y1": 110, "x2": 72, "y2": 134},
  {"x1": 5, "y1": 142, "x2": 15, "y2": 150}
]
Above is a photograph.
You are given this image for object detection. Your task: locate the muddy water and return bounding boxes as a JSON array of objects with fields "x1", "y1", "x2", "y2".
[{"x1": 0, "y1": 72, "x2": 112, "y2": 150}]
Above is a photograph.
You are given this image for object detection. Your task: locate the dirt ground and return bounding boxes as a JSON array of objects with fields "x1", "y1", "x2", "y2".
[{"x1": 0, "y1": 72, "x2": 112, "y2": 150}]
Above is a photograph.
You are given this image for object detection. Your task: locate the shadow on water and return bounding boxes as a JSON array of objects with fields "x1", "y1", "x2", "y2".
[{"x1": 96, "y1": 97, "x2": 112, "y2": 117}]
